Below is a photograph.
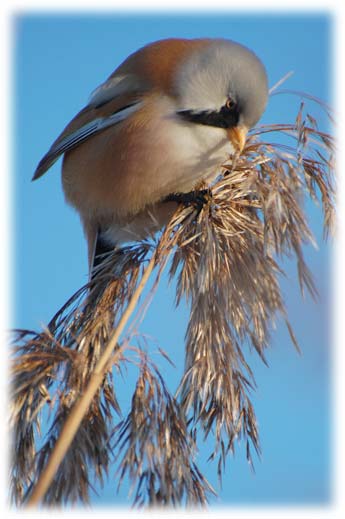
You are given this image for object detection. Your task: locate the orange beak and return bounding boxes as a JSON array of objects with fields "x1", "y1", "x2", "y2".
[{"x1": 226, "y1": 125, "x2": 248, "y2": 154}]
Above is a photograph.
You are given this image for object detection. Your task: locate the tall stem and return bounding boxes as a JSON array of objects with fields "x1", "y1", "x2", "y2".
[{"x1": 26, "y1": 253, "x2": 156, "y2": 507}]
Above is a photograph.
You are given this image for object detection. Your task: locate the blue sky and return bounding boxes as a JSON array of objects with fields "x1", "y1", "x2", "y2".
[{"x1": 13, "y1": 13, "x2": 332, "y2": 507}]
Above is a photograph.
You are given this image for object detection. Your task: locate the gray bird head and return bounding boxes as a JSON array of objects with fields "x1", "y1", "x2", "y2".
[{"x1": 175, "y1": 38, "x2": 268, "y2": 140}]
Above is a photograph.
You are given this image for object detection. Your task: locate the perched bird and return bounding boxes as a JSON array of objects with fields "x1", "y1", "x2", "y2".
[{"x1": 33, "y1": 38, "x2": 268, "y2": 276}]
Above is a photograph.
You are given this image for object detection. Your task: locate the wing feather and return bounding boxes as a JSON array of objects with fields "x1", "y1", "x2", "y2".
[
  {"x1": 33, "y1": 72, "x2": 147, "y2": 181},
  {"x1": 32, "y1": 101, "x2": 143, "y2": 180},
  {"x1": 88, "y1": 74, "x2": 146, "y2": 107}
]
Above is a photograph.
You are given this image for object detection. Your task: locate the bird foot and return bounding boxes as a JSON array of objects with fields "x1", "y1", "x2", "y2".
[{"x1": 164, "y1": 188, "x2": 212, "y2": 210}]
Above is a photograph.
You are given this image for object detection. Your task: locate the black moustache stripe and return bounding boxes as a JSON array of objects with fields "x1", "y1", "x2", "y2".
[{"x1": 177, "y1": 105, "x2": 240, "y2": 129}]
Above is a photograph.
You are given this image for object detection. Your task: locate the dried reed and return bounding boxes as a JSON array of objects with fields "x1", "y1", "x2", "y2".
[{"x1": 10, "y1": 98, "x2": 335, "y2": 507}]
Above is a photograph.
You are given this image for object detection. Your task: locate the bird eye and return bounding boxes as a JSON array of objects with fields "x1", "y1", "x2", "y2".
[{"x1": 225, "y1": 97, "x2": 236, "y2": 110}]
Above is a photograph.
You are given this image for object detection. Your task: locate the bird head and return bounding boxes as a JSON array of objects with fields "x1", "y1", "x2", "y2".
[{"x1": 174, "y1": 38, "x2": 269, "y2": 153}]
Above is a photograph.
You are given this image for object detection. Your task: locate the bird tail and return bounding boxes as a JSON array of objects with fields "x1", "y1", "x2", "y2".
[
  {"x1": 86, "y1": 229, "x2": 121, "y2": 305},
  {"x1": 89, "y1": 230, "x2": 116, "y2": 281}
]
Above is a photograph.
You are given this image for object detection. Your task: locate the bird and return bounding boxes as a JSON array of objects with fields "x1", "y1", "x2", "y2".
[{"x1": 33, "y1": 37, "x2": 269, "y2": 278}]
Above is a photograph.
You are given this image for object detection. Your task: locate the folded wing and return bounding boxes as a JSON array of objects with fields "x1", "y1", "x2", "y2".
[{"x1": 32, "y1": 73, "x2": 146, "y2": 180}]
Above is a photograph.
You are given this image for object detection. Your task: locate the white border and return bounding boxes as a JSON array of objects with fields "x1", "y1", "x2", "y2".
[
  {"x1": 1, "y1": 1, "x2": 343, "y2": 517},
  {"x1": 1, "y1": 0, "x2": 344, "y2": 11}
]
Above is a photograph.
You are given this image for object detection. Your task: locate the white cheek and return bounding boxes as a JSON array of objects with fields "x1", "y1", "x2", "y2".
[
  {"x1": 160, "y1": 98, "x2": 234, "y2": 165},
  {"x1": 159, "y1": 122, "x2": 233, "y2": 193},
  {"x1": 170, "y1": 122, "x2": 233, "y2": 167},
  {"x1": 186, "y1": 124, "x2": 230, "y2": 155}
]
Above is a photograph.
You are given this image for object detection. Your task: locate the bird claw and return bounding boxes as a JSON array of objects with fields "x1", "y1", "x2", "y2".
[{"x1": 164, "y1": 188, "x2": 212, "y2": 210}]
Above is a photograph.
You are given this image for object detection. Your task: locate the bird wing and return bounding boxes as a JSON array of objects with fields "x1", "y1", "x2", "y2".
[{"x1": 32, "y1": 74, "x2": 146, "y2": 180}]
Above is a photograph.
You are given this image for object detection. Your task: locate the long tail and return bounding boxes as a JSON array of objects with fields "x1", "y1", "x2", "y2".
[
  {"x1": 86, "y1": 229, "x2": 120, "y2": 304},
  {"x1": 90, "y1": 230, "x2": 115, "y2": 281}
]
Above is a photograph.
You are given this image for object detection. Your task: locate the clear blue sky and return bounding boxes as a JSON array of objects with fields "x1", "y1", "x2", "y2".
[{"x1": 14, "y1": 13, "x2": 332, "y2": 507}]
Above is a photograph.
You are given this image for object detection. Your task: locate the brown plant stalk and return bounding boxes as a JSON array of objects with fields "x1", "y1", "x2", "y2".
[{"x1": 26, "y1": 250, "x2": 158, "y2": 506}]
